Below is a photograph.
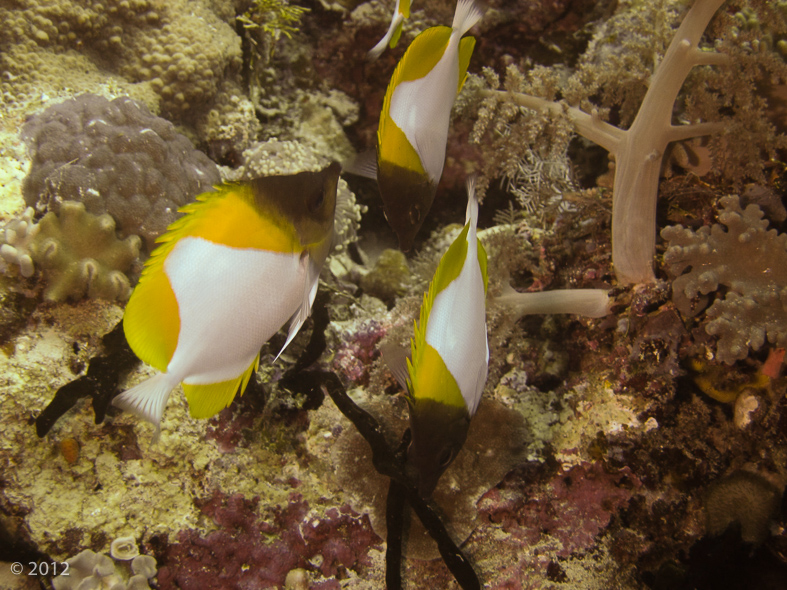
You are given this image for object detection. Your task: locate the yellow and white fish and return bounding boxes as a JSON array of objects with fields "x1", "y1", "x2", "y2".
[
  {"x1": 386, "y1": 177, "x2": 488, "y2": 496},
  {"x1": 367, "y1": 0, "x2": 412, "y2": 61},
  {"x1": 114, "y1": 163, "x2": 341, "y2": 433},
  {"x1": 376, "y1": 0, "x2": 482, "y2": 251}
]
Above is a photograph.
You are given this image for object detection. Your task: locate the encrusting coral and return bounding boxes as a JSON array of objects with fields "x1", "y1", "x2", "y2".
[
  {"x1": 662, "y1": 194, "x2": 787, "y2": 364},
  {"x1": 21, "y1": 94, "x2": 221, "y2": 251},
  {"x1": 0, "y1": 0, "x2": 241, "y2": 121}
]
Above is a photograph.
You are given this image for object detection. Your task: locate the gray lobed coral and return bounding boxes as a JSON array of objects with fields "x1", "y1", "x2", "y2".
[
  {"x1": 661, "y1": 194, "x2": 787, "y2": 363},
  {"x1": 21, "y1": 94, "x2": 221, "y2": 252},
  {"x1": 52, "y1": 548, "x2": 157, "y2": 590}
]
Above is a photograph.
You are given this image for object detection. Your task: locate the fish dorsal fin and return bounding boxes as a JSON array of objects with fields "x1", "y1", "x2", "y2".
[{"x1": 478, "y1": 238, "x2": 489, "y2": 294}]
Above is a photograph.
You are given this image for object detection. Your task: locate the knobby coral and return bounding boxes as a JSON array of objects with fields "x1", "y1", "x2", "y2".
[
  {"x1": 0, "y1": 0, "x2": 241, "y2": 121},
  {"x1": 21, "y1": 94, "x2": 220, "y2": 251},
  {"x1": 662, "y1": 194, "x2": 787, "y2": 363}
]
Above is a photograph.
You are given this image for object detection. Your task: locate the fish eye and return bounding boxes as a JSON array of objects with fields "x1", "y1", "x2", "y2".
[
  {"x1": 409, "y1": 206, "x2": 421, "y2": 224},
  {"x1": 438, "y1": 448, "x2": 454, "y2": 468},
  {"x1": 310, "y1": 192, "x2": 325, "y2": 212}
]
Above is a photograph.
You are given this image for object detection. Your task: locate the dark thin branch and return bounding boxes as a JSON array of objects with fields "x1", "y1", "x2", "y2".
[{"x1": 36, "y1": 320, "x2": 139, "y2": 437}]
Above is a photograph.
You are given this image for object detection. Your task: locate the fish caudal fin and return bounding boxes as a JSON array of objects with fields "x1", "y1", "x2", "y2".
[
  {"x1": 452, "y1": 0, "x2": 482, "y2": 36},
  {"x1": 368, "y1": 13, "x2": 405, "y2": 60},
  {"x1": 113, "y1": 372, "x2": 177, "y2": 435},
  {"x1": 465, "y1": 175, "x2": 479, "y2": 227}
]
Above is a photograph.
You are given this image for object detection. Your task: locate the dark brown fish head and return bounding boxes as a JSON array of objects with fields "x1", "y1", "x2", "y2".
[
  {"x1": 251, "y1": 162, "x2": 341, "y2": 255},
  {"x1": 408, "y1": 397, "x2": 470, "y2": 497},
  {"x1": 377, "y1": 161, "x2": 437, "y2": 252}
]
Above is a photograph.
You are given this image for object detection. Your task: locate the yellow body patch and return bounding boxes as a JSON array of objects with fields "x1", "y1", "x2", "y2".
[
  {"x1": 395, "y1": 26, "x2": 451, "y2": 83},
  {"x1": 123, "y1": 184, "x2": 302, "y2": 373},
  {"x1": 184, "y1": 355, "x2": 259, "y2": 418},
  {"x1": 171, "y1": 184, "x2": 301, "y2": 253},
  {"x1": 408, "y1": 221, "x2": 488, "y2": 407},
  {"x1": 377, "y1": 115, "x2": 427, "y2": 176},
  {"x1": 123, "y1": 262, "x2": 180, "y2": 371},
  {"x1": 407, "y1": 344, "x2": 465, "y2": 408}
]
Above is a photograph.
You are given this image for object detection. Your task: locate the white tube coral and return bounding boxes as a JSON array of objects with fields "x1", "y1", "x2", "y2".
[{"x1": 493, "y1": 286, "x2": 611, "y2": 322}]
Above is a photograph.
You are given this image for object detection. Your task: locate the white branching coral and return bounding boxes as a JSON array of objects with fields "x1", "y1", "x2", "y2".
[
  {"x1": 0, "y1": 207, "x2": 38, "y2": 278},
  {"x1": 662, "y1": 195, "x2": 787, "y2": 364},
  {"x1": 476, "y1": 0, "x2": 729, "y2": 285}
]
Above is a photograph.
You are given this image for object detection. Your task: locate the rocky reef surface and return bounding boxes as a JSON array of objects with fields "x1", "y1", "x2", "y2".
[{"x1": 1, "y1": 0, "x2": 787, "y2": 589}]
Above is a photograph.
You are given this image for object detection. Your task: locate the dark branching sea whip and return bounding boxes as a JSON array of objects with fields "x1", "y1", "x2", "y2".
[{"x1": 281, "y1": 290, "x2": 481, "y2": 590}]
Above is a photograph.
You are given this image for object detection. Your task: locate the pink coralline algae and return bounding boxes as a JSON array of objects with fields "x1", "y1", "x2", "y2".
[
  {"x1": 479, "y1": 462, "x2": 640, "y2": 560},
  {"x1": 155, "y1": 491, "x2": 382, "y2": 589},
  {"x1": 331, "y1": 319, "x2": 386, "y2": 386}
]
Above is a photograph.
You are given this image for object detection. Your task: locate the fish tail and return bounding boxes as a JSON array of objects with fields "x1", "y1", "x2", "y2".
[
  {"x1": 113, "y1": 372, "x2": 177, "y2": 434},
  {"x1": 452, "y1": 0, "x2": 482, "y2": 36},
  {"x1": 465, "y1": 174, "x2": 479, "y2": 228}
]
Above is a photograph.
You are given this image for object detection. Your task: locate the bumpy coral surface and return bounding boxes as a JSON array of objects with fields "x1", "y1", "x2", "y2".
[
  {"x1": 0, "y1": 0, "x2": 241, "y2": 121},
  {"x1": 21, "y1": 94, "x2": 220, "y2": 251},
  {"x1": 662, "y1": 194, "x2": 787, "y2": 363}
]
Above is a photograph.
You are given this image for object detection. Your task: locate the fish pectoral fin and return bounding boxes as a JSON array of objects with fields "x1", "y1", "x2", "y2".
[
  {"x1": 183, "y1": 357, "x2": 258, "y2": 420},
  {"x1": 275, "y1": 255, "x2": 319, "y2": 361},
  {"x1": 113, "y1": 372, "x2": 177, "y2": 436},
  {"x1": 342, "y1": 149, "x2": 378, "y2": 180},
  {"x1": 380, "y1": 341, "x2": 411, "y2": 391}
]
